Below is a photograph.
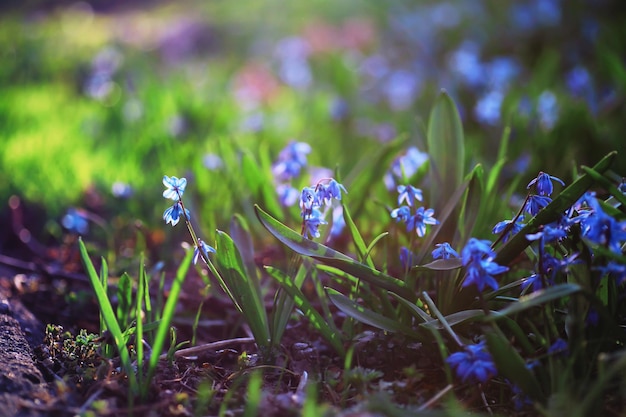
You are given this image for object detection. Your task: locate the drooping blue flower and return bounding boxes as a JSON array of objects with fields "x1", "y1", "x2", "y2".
[
  {"x1": 400, "y1": 247, "x2": 416, "y2": 270},
  {"x1": 525, "y1": 195, "x2": 552, "y2": 216},
  {"x1": 579, "y1": 196, "x2": 626, "y2": 254},
  {"x1": 597, "y1": 261, "x2": 626, "y2": 286},
  {"x1": 527, "y1": 171, "x2": 565, "y2": 196},
  {"x1": 446, "y1": 341, "x2": 497, "y2": 384},
  {"x1": 397, "y1": 184, "x2": 423, "y2": 207},
  {"x1": 390, "y1": 206, "x2": 412, "y2": 224},
  {"x1": 408, "y1": 207, "x2": 439, "y2": 237},
  {"x1": 276, "y1": 184, "x2": 300, "y2": 207},
  {"x1": 461, "y1": 238, "x2": 495, "y2": 266},
  {"x1": 317, "y1": 179, "x2": 347, "y2": 205},
  {"x1": 464, "y1": 258, "x2": 507, "y2": 291},
  {"x1": 272, "y1": 141, "x2": 312, "y2": 181},
  {"x1": 163, "y1": 176, "x2": 187, "y2": 201},
  {"x1": 526, "y1": 224, "x2": 567, "y2": 244},
  {"x1": 302, "y1": 208, "x2": 327, "y2": 239},
  {"x1": 383, "y1": 147, "x2": 428, "y2": 190},
  {"x1": 163, "y1": 202, "x2": 189, "y2": 227},
  {"x1": 492, "y1": 216, "x2": 525, "y2": 243},
  {"x1": 299, "y1": 186, "x2": 318, "y2": 211},
  {"x1": 193, "y1": 239, "x2": 216, "y2": 265},
  {"x1": 548, "y1": 338, "x2": 568, "y2": 356},
  {"x1": 432, "y1": 242, "x2": 460, "y2": 260}
]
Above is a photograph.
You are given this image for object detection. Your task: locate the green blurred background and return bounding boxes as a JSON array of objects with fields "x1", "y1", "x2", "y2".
[{"x1": 1, "y1": 0, "x2": 625, "y2": 236}]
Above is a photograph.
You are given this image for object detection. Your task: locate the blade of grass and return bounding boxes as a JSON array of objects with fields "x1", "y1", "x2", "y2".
[
  {"x1": 145, "y1": 247, "x2": 193, "y2": 395},
  {"x1": 78, "y1": 238, "x2": 137, "y2": 391},
  {"x1": 266, "y1": 267, "x2": 345, "y2": 356}
]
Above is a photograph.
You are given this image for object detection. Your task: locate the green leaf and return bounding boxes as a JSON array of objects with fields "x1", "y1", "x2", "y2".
[
  {"x1": 327, "y1": 288, "x2": 423, "y2": 339},
  {"x1": 266, "y1": 267, "x2": 345, "y2": 356},
  {"x1": 230, "y1": 214, "x2": 261, "y2": 284},
  {"x1": 391, "y1": 293, "x2": 432, "y2": 323},
  {"x1": 255, "y1": 204, "x2": 414, "y2": 300},
  {"x1": 342, "y1": 201, "x2": 375, "y2": 268},
  {"x1": 495, "y1": 151, "x2": 617, "y2": 266},
  {"x1": 414, "y1": 258, "x2": 463, "y2": 271},
  {"x1": 427, "y1": 89, "x2": 465, "y2": 208},
  {"x1": 78, "y1": 238, "x2": 137, "y2": 390},
  {"x1": 145, "y1": 247, "x2": 193, "y2": 397},
  {"x1": 485, "y1": 283, "x2": 583, "y2": 320},
  {"x1": 415, "y1": 177, "x2": 470, "y2": 263},
  {"x1": 486, "y1": 329, "x2": 545, "y2": 403},
  {"x1": 116, "y1": 272, "x2": 132, "y2": 329},
  {"x1": 458, "y1": 164, "x2": 484, "y2": 242},
  {"x1": 215, "y1": 230, "x2": 270, "y2": 349},
  {"x1": 581, "y1": 165, "x2": 626, "y2": 207}
]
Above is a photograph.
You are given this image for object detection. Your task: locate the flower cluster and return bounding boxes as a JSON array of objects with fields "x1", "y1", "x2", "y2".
[
  {"x1": 461, "y1": 238, "x2": 509, "y2": 292},
  {"x1": 299, "y1": 178, "x2": 347, "y2": 239},
  {"x1": 272, "y1": 141, "x2": 312, "y2": 207},
  {"x1": 446, "y1": 341, "x2": 497, "y2": 384},
  {"x1": 162, "y1": 175, "x2": 215, "y2": 264},
  {"x1": 390, "y1": 185, "x2": 439, "y2": 237}
]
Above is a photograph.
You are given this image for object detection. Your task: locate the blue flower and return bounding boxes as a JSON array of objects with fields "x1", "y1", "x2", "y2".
[
  {"x1": 400, "y1": 247, "x2": 415, "y2": 270},
  {"x1": 276, "y1": 184, "x2": 300, "y2": 207},
  {"x1": 163, "y1": 176, "x2": 187, "y2": 201},
  {"x1": 597, "y1": 261, "x2": 626, "y2": 286},
  {"x1": 527, "y1": 171, "x2": 565, "y2": 196},
  {"x1": 548, "y1": 338, "x2": 568, "y2": 356},
  {"x1": 492, "y1": 216, "x2": 525, "y2": 243},
  {"x1": 302, "y1": 208, "x2": 327, "y2": 239},
  {"x1": 272, "y1": 141, "x2": 311, "y2": 181},
  {"x1": 397, "y1": 184, "x2": 423, "y2": 207},
  {"x1": 446, "y1": 341, "x2": 497, "y2": 384},
  {"x1": 62, "y1": 208, "x2": 89, "y2": 234},
  {"x1": 391, "y1": 206, "x2": 412, "y2": 224},
  {"x1": 524, "y1": 195, "x2": 552, "y2": 216},
  {"x1": 408, "y1": 207, "x2": 439, "y2": 237},
  {"x1": 579, "y1": 196, "x2": 626, "y2": 254},
  {"x1": 464, "y1": 258, "x2": 507, "y2": 291},
  {"x1": 317, "y1": 179, "x2": 347, "y2": 205},
  {"x1": 432, "y1": 242, "x2": 459, "y2": 260},
  {"x1": 526, "y1": 224, "x2": 567, "y2": 244},
  {"x1": 193, "y1": 239, "x2": 216, "y2": 265},
  {"x1": 299, "y1": 186, "x2": 317, "y2": 211},
  {"x1": 163, "y1": 202, "x2": 189, "y2": 227},
  {"x1": 461, "y1": 238, "x2": 495, "y2": 266}
]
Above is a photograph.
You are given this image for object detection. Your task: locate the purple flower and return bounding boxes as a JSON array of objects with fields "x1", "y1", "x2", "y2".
[
  {"x1": 397, "y1": 184, "x2": 423, "y2": 207},
  {"x1": 407, "y1": 207, "x2": 439, "y2": 237},
  {"x1": 446, "y1": 341, "x2": 497, "y2": 384},
  {"x1": 432, "y1": 242, "x2": 459, "y2": 260},
  {"x1": 579, "y1": 196, "x2": 626, "y2": 254},
  {"x1": 163, "y1": 176, "x2": 187, "y2": 201},
  {"x1": 193, "y1": 239, "x2": 216, "y2": 264},
  {"x1": 163, "y1": 202, "x2": 189, "y2": 227},
  {"x1": 527, "y1": 171, "x2": 565, "y2": 196}
]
